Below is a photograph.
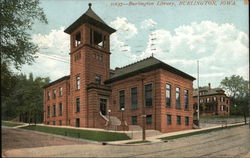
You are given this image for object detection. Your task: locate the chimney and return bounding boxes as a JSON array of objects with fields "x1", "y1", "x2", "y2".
[{"x1": 208, "y1": 83, "x2": 211, "y2": 90}]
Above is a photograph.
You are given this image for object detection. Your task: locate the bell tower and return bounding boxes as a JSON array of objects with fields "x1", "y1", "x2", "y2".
[{"x1": 64, "y1": 3, "x2": 116, "y2": 127}]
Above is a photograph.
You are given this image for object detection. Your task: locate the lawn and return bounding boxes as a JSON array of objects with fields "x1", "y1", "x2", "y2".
[
  {"x1": 21, "y1": 125, "x2": 130, "y2": 142},
  {"x1": 160, "y1": 124, "x2": 246, "y2": 141},
  {"x1": 2, "y1": 121, "x2": 24, "y2": 127}
]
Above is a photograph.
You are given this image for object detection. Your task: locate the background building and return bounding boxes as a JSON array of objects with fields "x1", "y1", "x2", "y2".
[{"x1": 193, "y1": 83, "x2": 230, "y2": 116}]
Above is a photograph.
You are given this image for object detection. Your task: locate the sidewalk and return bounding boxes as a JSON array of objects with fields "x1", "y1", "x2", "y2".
[
  {"x1": 108, "y1": 122, "x2": 247, "y2": 145},
  {"x1": 12, "y1": 122, "x2": 247, "y2": 145}
]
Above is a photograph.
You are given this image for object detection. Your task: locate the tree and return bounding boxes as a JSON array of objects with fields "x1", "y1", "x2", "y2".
[
  {"x1": 2, "y1": 73, "x2": 50, "y2": 123},
  {"x1": 1, "y1": 0, "x2": 48, "y2": 122},
  {"x1": 1, "y1": 0, "x2": 47, "y2": 69},
  {"x1": 220, "y1": 75, "x2": 249, "y2": 124}
]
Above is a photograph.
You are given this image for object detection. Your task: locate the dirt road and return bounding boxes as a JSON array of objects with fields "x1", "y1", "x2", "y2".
[
  {"x1": 3, "y1": 125, "x2": 250, "y2": 157},
  {"x1": 2, "y1": 127, "x2": 88, "y2": 156}
]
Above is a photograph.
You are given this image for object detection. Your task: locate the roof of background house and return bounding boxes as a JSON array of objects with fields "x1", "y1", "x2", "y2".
[
  {"x1": 193, "y1": 86, "x2": 225, "y2": 97},
  {"x1": 43, "y1": 75, "x2": 70, "y2": 89},
  {"x1": 64, "y1": 3, "x2": 116, "y2": 34},
  {"x1": 105, "y1": 56, "x2": 196, "y2": 84}
]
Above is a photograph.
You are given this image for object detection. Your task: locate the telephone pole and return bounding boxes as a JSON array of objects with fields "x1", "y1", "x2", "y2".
[{"x1": 197, "y1": 60, "x2": 200, "y2": 128}]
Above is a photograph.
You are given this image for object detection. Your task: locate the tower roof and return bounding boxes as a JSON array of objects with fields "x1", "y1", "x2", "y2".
[{"x1": 64, "y1": 3, "x2": 116, "y2": 34}]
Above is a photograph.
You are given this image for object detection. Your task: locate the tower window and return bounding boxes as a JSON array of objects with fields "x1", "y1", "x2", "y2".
[
  {"x1": 90, "y1": 29, "x2": 106, "y2": 48},
  {"x1": 75, "y1": 32, "x2": 81, "y2": 47},
  {"x1": 95, "y1": 75, "x2": 101, "y2": 85},
  {"x1": 76, "y1": 76, "x2": 80, "y2": 90}
]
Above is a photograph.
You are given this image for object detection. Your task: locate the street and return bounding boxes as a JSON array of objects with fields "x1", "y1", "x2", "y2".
[{"x1": 3, "y1": 125, "x2": 250, "y2": 157}]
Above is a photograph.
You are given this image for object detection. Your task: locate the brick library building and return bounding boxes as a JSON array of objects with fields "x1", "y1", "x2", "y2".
[{"x1": 43, "y1": 3, "x2": 196, "y2": 133}]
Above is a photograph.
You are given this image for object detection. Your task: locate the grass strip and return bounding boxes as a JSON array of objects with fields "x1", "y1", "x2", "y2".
[
  {"x1": 160, "y1": 124, "x2": 246, "y2": 141},
  {"x1": 126, "y1": 140, "x2": 150, "y2": 144},
  {"x1": 2, "y1": 121, "x2": 24, "y2": 127},
  {"x1": 21, "y1": 125, "x2": 130, "y2": 142}
]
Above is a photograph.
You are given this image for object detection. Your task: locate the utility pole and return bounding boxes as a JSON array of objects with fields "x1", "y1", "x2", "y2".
[
  {"x1": 197, "y1": 60, "x2": 200, "y2": 128},
  {"x1": 141, "y1": 76, "x2": 146, "y2": 141}
]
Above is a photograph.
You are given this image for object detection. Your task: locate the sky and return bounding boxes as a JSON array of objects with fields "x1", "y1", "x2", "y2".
[{"x1": 18, "y1": 0, "x2": 249, "y2": 88}]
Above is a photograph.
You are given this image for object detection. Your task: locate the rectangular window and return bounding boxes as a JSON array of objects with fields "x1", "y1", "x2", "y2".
[
  {"x1": 206, "y1": 98, "x2": 210, "y2": 103},
  {"x1": 53, "y1": 121, "x2": 55, "y2": 125},
  {"x1": 220, "y1": 97, "x2": 225, "y2": 102},
  {"x1": 177, "y1": 115, "x2": 181, "y2": 125},
  {"x1": 166, "y1": 84, "x2": 171, "y2": 107},
  {"x1": 76, "y1": 76, "x2": 80, "y2": 90},
  {"x1": 145, "y1": 84, "x2": 153, "y2": 107},
  {"x1": 185, "y1": 117, "x2": 189, "y2": 126},
  {"x1": 53, "y1": 89, "x2": 56, "y2": 99},
  {"x1": 95, "y1": 75, "x2": 101, "y2": 85},
  {"x1": 167, "y1": 114, "x2": 172, "y2": 125},
  {"x1": 75, "y1": 32, "x2": 81, "y2": 47},
  {"x1": 59, "y1": 120, "x2": 62, "y2": 126},
  {"x1": 59, "y1": 87, "x2": 63, "y2": 97},
  {"x1": 131, "y1": 87, "x2": 138, "y2": 109},
  {"x1": 93, "y1": 31, "x2": 105, "y2": 47},
  {"x1": 53, "y1": 104, "x2": 56, "y2": 117},
  {"x1": 176, "y1": 87, "x2": 181, "y2": 109},
  {"x1": 76, "y1": 98, "x2": 80, "y2": 113},
  {"x1": 146, "y1": 115, "x2": 152, "y2": 124},
  {"x1": 47, "y1": 91, "x2": 50, "y2": 100},
  {"x1": 59, "y1": 102, "x2": 62, "y2": 116},
  {"x1": 47, "y1": 106, "x2": 50, "y2": 118},
  {"x1": 119, "y1": 90, "x2": 125, "y2": 110},
  {"x1": 184, "y1": 90, "x2": 189, "y2": 110},
  {"x1": 213, "y1": 97, "x2": 217, "y2": 101},
  {"x1": 131, "y1": 116, "x2": 137, "y2": 125},
  {"x1": 200, "y1": 98, "x2": 203, "y2": 103}
]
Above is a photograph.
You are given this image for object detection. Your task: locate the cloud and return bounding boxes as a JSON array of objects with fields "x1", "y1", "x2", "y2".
[
  {"x1": 32, "y1": 26, "x2": 70, "y2": 57},
  {"x1": 110, "y1": 17, "x2": 138, "y2": 67},
  {"x1": 141, "y1": 19, "x2": 157, "y2": 29},
  {"x1": 110, "y1": 17, "x2": 137, "y2": 40},
  {"x1": 138, "y1": 21, "x2": 249, "y2": 85},
  {"x1": 20, "y1": 27, "x2": 70, "y2": 81}
]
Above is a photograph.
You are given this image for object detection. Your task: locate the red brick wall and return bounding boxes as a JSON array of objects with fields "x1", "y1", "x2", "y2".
[
  {"x1": 44, "y1": 79, "x2": 69, "y2": 126},
  {"x1": 159, "y1": 69, "x2": 193, "y2": 133},
  {"x1": 107, "y1": 69, "x2": 193, "y2": 133}
]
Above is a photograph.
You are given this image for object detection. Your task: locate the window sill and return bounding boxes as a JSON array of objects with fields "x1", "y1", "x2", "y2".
[
  {"x1": 145, "y1": 105, "x2": 153, "y2": 108},
  {"x1": 130, "y1": 107, "x2": 138, "y2": 110},
  {"x1": 166, "y1": 106, "x2": 171, "y2": 108}
]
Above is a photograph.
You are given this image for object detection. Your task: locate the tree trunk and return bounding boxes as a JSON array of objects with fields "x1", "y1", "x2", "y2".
[
  {"x1": 34, "y1": 110, "x2": 37, "y2": 125},
  {"x1": 243, "y1": 113, "x2": 247, "y2": 125},
  {"x1": 28, "y1": 110, "x2": 31, "y2": 125}
]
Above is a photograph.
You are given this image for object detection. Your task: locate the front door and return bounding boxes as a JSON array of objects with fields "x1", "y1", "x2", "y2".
[{"x1": 100, "y1": 98, "x2": 107, "y2": 115}]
